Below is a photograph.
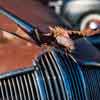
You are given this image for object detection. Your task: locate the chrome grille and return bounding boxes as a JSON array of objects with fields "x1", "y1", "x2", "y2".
[
  {"x1": 0, "y1": 48, "x2": 100, "y2": 100},
  {"x1": 0, "y1": 68, "x2": 47, "y2": 100}
]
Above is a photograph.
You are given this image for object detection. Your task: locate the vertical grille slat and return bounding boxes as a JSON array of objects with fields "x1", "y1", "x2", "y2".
[
  {"x1": 40, "y1": 57, "x2": 55, "y2": 100},
  {"x1": 82, "y1": 68, "x2": 92, "y2": 100},
  {"x1": 66, "y1": 55, "x2": 83, "y2": 100},
  {"x1": 0, "y1": 81, "x2": 5, "y2": 100},
  {"x1": 7, "y1": 79, "x2": 14, "y2": 100},
  {"x1": 51, "y1": 50, "x2": 73, "y2": 100},
  {"x1": 42, "y1": 54, "x2": 58, "y2": 100},
  {"x1": 31, "y1": 73, "x2": 41, "y2": 100},
  {"x1": 37, "y1": 63, "x2": 50, "y2": 100},
  {"x1": 19, "y1": 76, "x2": 27, "y2": 100},
  {"x1": 16, "y1": 77, "x2": 23, "y2": 100},
  {"x1": 3, "y1": 80, "x2": 9, "y2": 100},
  {"x1": 23, "y1": 75, "x2": 31, "y2": 100},
  {"x1": 46, "y1": 53, "x2": 64, "y2": 100},
  {"x1": 27, "y1": 74, "x2": 35, "y2": 100},
  {"x1": 34, "y1": 70, "x2": 47, "y2": 100},
  {"x1": 61, "y1": 54, "x2": 80, "y2": 99},
  {"x1": 44, "y1": 54, "x2": 61, "y2": 100},
  {"x1": 11, "y1": 78, "x2": 18, "y2": 100},
  {"x1": 49, "y1": 52, "x2": 68, "y2": 100}
]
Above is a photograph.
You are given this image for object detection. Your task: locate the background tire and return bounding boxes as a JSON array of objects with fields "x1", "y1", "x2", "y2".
[{"x1": 80, "y1": 13, "x2": 100, "y2": 31}]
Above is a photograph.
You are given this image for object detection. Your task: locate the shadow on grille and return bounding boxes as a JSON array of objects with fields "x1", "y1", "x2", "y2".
[
  {"x1": 82, "y1": 66, "x2": 100, "y2": 100},
  {"x1": 0, "y1": 48, "x2": 100, "y2": 100}
]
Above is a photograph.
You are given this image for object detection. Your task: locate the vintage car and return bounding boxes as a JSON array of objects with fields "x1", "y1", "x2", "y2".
[
  {"x1": 0, "y1": 6, "x2": 100, "y2": 100},
  {"x1": 0, "y1": 1, "x2": 100, "y2": 100}
]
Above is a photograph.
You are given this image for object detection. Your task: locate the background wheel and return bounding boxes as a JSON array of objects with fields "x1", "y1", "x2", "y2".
[{"x1": 80, "y1": 13, "x2": 100, "y2": 31}]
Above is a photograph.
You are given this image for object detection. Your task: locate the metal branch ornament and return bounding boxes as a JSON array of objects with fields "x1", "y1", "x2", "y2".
[
  {"x1": 49, "y1": 26, "x2": 75, "y2": 51},
  {"x1": 48, "y1": 26, "x2": 97, "y2": 51}
]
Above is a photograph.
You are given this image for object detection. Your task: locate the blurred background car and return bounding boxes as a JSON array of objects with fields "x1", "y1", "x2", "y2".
[{"x1": 48, "y1": 0, "x2": 100, "y2": 31}]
